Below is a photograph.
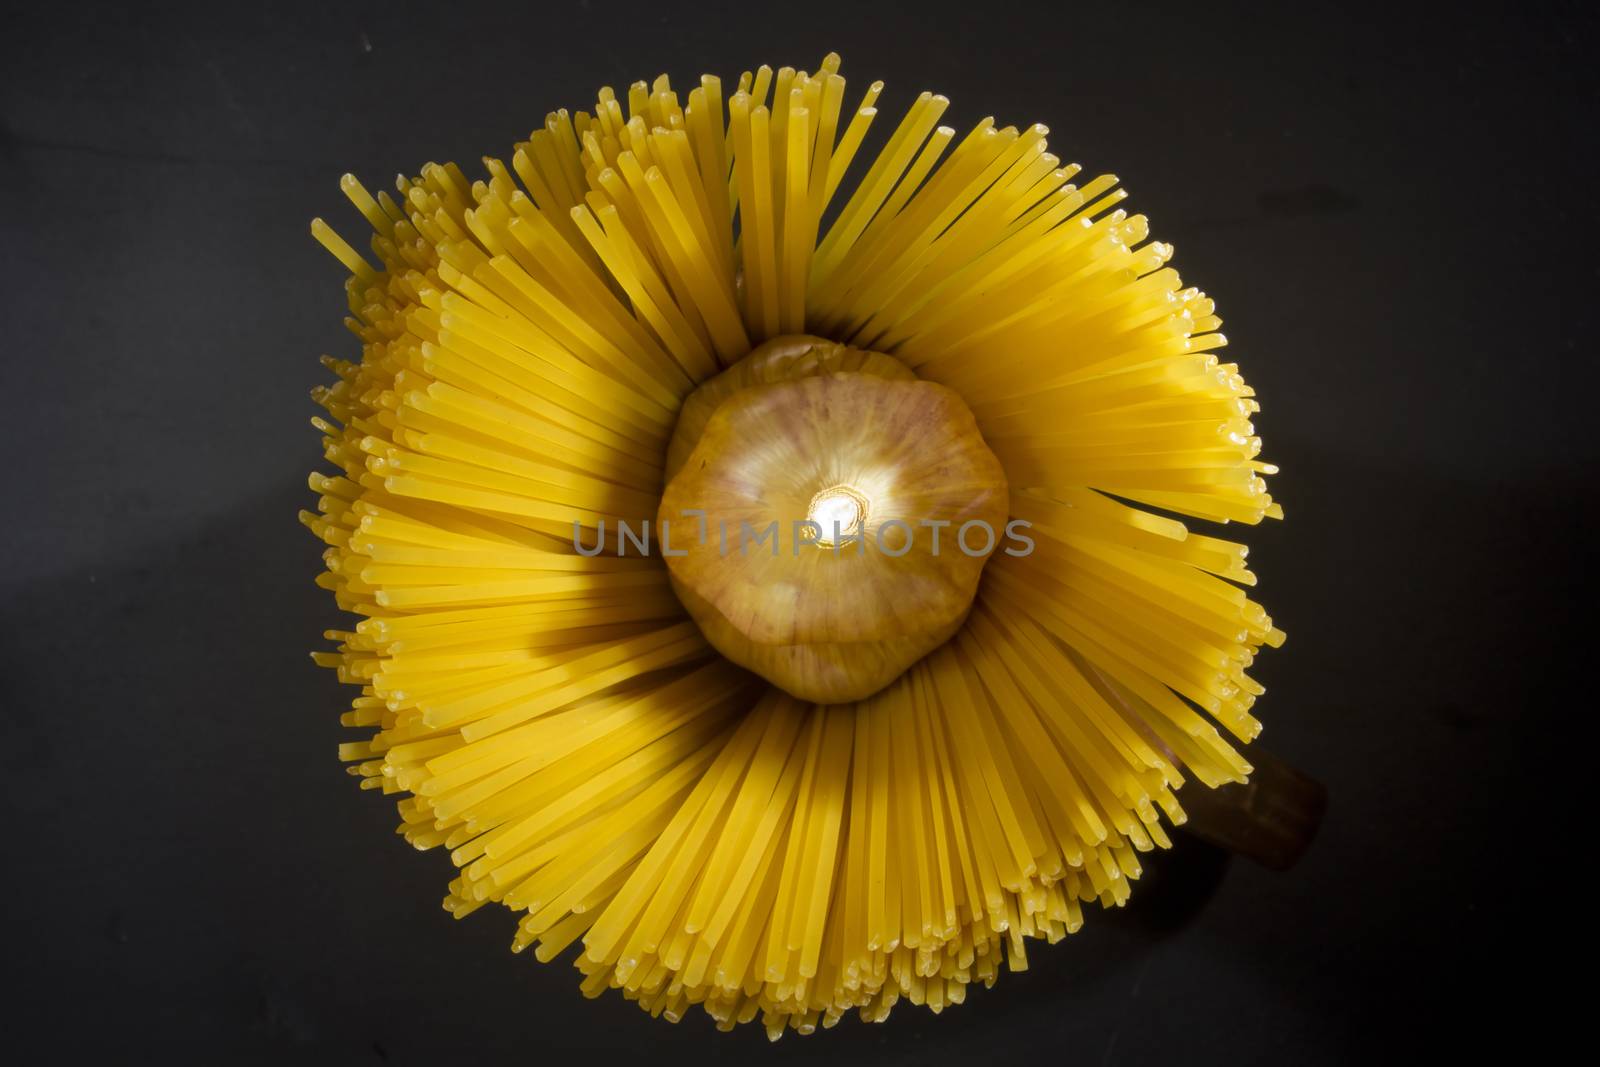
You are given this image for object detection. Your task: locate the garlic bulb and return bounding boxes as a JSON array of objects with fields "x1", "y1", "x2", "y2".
[{"x1": 659, "y1": 335, "x2": 1008, "y2": 702}]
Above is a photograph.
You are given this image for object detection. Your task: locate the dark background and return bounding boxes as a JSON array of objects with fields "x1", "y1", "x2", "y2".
[{"x1": 2, "y1": 0, "x2": 1590, "y2": 1061}]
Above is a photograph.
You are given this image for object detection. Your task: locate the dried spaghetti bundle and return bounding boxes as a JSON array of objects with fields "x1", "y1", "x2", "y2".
[{"x1": 306, "y1": 53, "x2": 1282, "y2": 1038}]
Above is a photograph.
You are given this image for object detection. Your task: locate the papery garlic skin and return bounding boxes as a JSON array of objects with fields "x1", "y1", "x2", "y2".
[
  {"x1": 660, "y1": 336, "x2": 1007, "y2": 703},
  {"x1": 664, "y1": 335, "x2": 917, "y2": 479}
]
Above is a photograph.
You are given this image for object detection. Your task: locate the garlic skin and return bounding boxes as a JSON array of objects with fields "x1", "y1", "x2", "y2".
[
  {"x1": 664, "y1": 335, "x2": 916, "y2": 480},
  {"x1": 660, "y1": 336, "x2": 1008, "y2": 703}
]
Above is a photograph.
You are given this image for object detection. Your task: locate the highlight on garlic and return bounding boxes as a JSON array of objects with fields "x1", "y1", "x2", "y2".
[{"x1": 306, "y1": 51, "x2": 1283, "y2": 1039}]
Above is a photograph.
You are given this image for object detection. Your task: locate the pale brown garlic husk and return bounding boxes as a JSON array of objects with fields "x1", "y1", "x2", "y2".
[{"x1": 659, "y1": 335, "x2": 1008, "y2": 703}]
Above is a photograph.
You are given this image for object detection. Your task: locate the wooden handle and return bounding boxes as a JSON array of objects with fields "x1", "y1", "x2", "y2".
[{"x1": 1179, "y1": 746, "x2": 1326, "y2": 870}]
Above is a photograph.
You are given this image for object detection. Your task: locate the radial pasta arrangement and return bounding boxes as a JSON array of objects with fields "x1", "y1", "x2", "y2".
[{"x1": 305, "y1": 52, "x2": 1283, "y2": 1039}]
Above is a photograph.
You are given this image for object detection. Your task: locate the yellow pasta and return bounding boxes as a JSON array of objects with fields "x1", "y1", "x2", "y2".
[{"x1": 306, "y1": 52, "x2": 1281, "y2": 1039}]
